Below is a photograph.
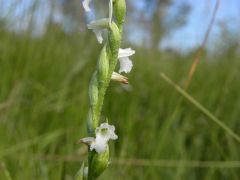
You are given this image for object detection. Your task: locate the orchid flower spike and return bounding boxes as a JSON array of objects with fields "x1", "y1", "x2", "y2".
[
  {"x1": 81, "y1": 123, "x2": 118, "y2": 154},
  {"x1": 118, "y1": 48, "x2": 135, "y2": 73},
  {"x1": 82, "y1": 0, "x2": 92, "y2": 12}
]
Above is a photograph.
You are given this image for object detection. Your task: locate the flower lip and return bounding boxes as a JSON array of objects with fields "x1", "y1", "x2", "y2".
[
  {"x1": 93, "y1": 29, "x2": 104, "y2": 44},
  {"x1": 118, "y1": 48, "x2": 135, "y2": 74}
]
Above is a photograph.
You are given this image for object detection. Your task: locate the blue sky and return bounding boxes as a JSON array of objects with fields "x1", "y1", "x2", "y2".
[
  {"x1": 161, "y1": 0, "x2": 240, "y2": 51},
  {"x1": 0, "y1": 0, "x2": 239, "y2": 51}
]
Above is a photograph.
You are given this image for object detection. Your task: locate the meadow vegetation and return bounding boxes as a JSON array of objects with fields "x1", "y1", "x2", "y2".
[{"x1": 0, "y1": 24, "x2": 240, "y2": 179}]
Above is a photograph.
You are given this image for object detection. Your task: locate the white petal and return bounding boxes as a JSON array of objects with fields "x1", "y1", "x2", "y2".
[
  {"x1": 96, "y1": 123, "x2": 118, "y2": 140},
  {"x1": 88, "y1": 123, "x2": 118, "y2": 154},
  {"x1": 118, "y1": 48, "x2": 135, "y2": 58},
  {"x1": 100, "y1": 123, "x2": 115, "y2": 131},
  {"x1": 87, "y1": 19, "x2": 109, "y2": 44},
  {"x1": 118, "y1": 57, "x2": 133, "y2": 73},
  {"x1": 90, "y1": 136, "x2": 108, "y2": 153},
  {"x1": 93, "y1": 29, "x2": 103, "y2": 44},
  {"x1": 82, "y1": 0, "x2": 92, "y2": 12},
  {"x1": 110, "y1": 132, "x2": 118, "y2": 140}
]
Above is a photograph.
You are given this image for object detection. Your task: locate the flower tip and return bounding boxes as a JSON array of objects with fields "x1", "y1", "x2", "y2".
[
  {"x1": 82, "y1": 0, "x2": 92, "y2": 12},
  {"x1": 112, "y1": 134, "x2": 118, "y2": 140},
  {"x1": 122, "y1": 79, "x2": 129, "y2": 84},
  {"x1": 78, "y1": 137, "x2": 95, "y2": 145},
  {"x1": 118, "y1": 48, "x2": 135, "y2": 73},
  {"x1": 111, "y1": 72, "x2": 129, "y2": 84}
]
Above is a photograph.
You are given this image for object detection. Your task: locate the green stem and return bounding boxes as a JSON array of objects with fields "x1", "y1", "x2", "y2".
[{"x1": 87, "y1": 0, "x2": 126, "y2": 179}]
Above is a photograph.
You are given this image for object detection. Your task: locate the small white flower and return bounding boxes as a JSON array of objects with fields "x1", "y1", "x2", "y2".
[
  {"x1": 111, "y1": 72, "x2": 128, "y2": 84},
  {"x1": 118, "y1": 48, "x2": 135, "y2": 73},
  {"x1": 87, "y1": 18, "x2": 109, "y2": 44},
  {"x1": 82, "y1": 0, "x2": 92, "y2": 12},
  {"x1": 81, "y1": 123, "x2": 118, "y2": 154}
]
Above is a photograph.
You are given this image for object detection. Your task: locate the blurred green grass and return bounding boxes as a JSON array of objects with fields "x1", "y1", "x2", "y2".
[{"x1": 0, "y1": 28, "x2": 240, "y2": 180}]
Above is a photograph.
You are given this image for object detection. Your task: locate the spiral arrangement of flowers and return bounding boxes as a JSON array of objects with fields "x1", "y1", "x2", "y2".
[{"x1": 77, "y1": 0, "x2": 135, "y2": 179}]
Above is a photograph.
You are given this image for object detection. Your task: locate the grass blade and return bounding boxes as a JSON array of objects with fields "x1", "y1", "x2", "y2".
[{"x1": 160, "y1": 72, "x2": 240, "y2": 144}]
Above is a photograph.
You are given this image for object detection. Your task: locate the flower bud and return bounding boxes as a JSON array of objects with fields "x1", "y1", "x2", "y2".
[
  {"x1": 113, "y1": 0, "x2": 126, "y2": 26},
  {"x1": 87, "y1": 111, "x2": 95, "y2": 135},
  {"x1": 87, "y1": 18, "x2": 110, "y2": 29},
  {"x1": 89, "y1": 72, "x2": 98, "y2": 107},
  {"x1": 98, "y1": 45, "x2": 109, "y2": 85},
  {"x1": 108, "y1": 22, "x2": 121, "y2": 56}
]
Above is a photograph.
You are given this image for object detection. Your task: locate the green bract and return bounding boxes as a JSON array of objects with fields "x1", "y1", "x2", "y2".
[
  {"x1": 89, "y1": 147, "x2": 109, "y2": 179},
  {"x1": 98, "y1": 45, "x2": 109, "y2": 86},
  {"x1": 114, "y1": 0, "x2": 126, "y2": 28}
]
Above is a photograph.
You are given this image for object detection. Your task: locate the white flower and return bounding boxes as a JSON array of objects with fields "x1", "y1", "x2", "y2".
[
  {"x1": 84, "y1": 0, "x2": 113, "y2": 43},
  {"x1": 87, "y1": 18, "x2": 109, "y2": 44},
  {"x1": 81, "y1": 123, "x2": 118, "y2": 154},
  {"x1": 82, "y1": 0, "x2": 92, "y2": 12},
  {"x1": 111, "y1": 72, "x2": 128, "y2": 84},
  {"x1": 118, "y1": 48, "x2": 135, "y2": 73},
  {"x1": 96, "y1": 123, "x2": 118, "y2": 140}
]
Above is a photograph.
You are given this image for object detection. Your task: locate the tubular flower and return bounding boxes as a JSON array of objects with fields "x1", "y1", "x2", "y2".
[
  {"x1": 111, "y1": 72, "x2": 128, "y2": 84},
  {"x1": 118, "y1": 48, "x2": 135, "y2": 73},
  {"x1": 81, "y1": 123, "x2": 118, "y2": 154}
]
